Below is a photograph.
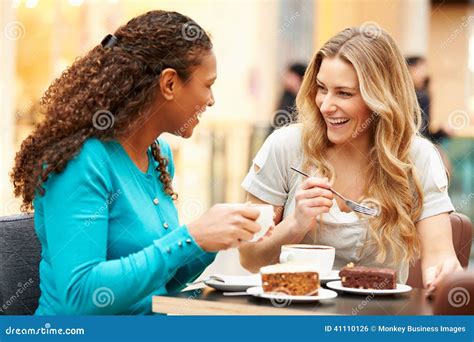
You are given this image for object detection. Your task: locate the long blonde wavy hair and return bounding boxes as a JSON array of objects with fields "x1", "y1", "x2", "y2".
[{"x1": 296, "y1": 27, "x2": 424, "y2": 265}]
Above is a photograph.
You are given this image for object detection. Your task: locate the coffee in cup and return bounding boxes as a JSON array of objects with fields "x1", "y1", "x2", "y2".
[{"x1": 279, "y1": 244, "x2": 335, "y2": 276}]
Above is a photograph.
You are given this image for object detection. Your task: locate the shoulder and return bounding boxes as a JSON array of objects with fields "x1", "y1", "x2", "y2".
[
  {"x1": 269, "y1": 124, "x2": 302, "y2": 148},
  {"x1": 410, "y1": 135, "x2": 448, "y2": 190},
  {"x1": 253, "y1": 124, "x2": 302, "y2": 167},
  {"x1": 71, "y1": 138, "x2": 113, "y2": 173},
  {"x1": 410, "y1": 135, "x2": 442, "y2": 170},
  {"x1": 242, "y1": 125, "x2": 302, "y2": 205},
  {"x1": 42, "y1": 138, "x2": 113, "y2": 194},
  {"x1": 73, "y1": 138, "x2": 115, "y2": 172},
  {"x1": 264, "y1": 124, "x2": 303, "y2": 158},
  {"x1": 410, "y1": 135, "x2": 437, "y2": 157},
  {"x1": 80, "y1": 137, "x2": 109, "y2": 156}
]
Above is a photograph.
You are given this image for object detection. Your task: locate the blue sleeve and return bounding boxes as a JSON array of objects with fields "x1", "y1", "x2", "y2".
[{"x1": 41, "y1": 141, "x2": 208, "y2": 314}]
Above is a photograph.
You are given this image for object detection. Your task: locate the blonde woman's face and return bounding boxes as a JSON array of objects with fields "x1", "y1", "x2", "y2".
[{"x1": 315, "y1": 57, "x2": 372, "y2": 146}]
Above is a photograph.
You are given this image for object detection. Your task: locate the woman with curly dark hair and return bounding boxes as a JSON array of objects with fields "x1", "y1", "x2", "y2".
[{"x1": 11, "y1": 10, "x2": 260, "y2": 315}]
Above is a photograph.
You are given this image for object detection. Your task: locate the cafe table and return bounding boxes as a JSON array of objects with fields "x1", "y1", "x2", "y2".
[{"x1": 152, "y1": 286, "x2": 434, "y2": 315}]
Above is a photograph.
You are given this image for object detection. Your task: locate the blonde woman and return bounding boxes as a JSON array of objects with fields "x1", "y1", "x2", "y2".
[{"x1": 239, "y1": 27, "x2": 462, "y2": 294}]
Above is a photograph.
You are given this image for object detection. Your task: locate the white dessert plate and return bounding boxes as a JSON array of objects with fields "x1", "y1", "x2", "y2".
[
  {"x1": 246, "y1": 287, "x2": 338, "y2": 303},
  {"x1": 205, "y1": 274, "x2": 262, "y2": 292},
  {"x1": 326, "y1": 281, "x2": 412, "y2": 295},
  {"x1": 205, "y1": 270, "x2": 340, "y2": 292}
]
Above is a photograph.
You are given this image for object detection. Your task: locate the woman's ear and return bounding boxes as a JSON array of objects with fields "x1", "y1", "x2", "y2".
[{"x1": 159, "y1": 68, "x2": 178, "y2": 100}]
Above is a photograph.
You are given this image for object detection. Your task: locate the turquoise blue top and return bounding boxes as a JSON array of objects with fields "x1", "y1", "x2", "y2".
[{"x1": 33, "y1": 138, "x2": 215, "y2": 315}]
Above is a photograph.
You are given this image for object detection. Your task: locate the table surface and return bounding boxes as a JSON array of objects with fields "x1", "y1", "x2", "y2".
[{"x1": 152, "y1": 286, "x2": 434, "y2": 315}]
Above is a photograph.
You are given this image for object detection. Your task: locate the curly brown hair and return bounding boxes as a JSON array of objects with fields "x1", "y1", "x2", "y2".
[{"x1": 11, "y1": 10, "x2": 213, "y2": 211}]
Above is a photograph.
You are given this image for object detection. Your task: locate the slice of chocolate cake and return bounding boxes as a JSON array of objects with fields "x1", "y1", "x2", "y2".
[
  {"x1": 339, "y1": 263, "x2": 397, "y2": 290},
  {"x1": 260, "y1": 263, "x2": 320, "y2": 296}
]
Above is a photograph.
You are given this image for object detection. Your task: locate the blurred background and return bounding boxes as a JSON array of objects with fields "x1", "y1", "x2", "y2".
[{"x1": 1, "y1": 0, "x2": 473, "y2": 276}]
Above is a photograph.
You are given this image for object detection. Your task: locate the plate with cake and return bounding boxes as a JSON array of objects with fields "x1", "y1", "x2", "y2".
[
  {"x1": 326, "y1": 263, "x2": 412, "y2": 295},
  {"x1": 246, "y1": 263, "x2": 338, "y2": 302},
  {"x1": 203, "y1": 268, "x2": 339, "y2": 292}
]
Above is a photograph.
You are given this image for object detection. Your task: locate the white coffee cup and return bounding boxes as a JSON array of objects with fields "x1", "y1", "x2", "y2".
[
  {"x1": 228, "y1": 203, "x2": 274, "y2": 242},
  {"x1": 279, "y1": 244, "x2": 335, "y2": 276}
]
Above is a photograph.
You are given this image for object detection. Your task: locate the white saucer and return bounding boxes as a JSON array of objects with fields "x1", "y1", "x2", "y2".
[
  {"x1": 326, "y1": 281, "x2": 412, "y2": 295},
  {"x1": 246, "y1": 287, "x2": 338, "y2": 303},
  {"x1": 205, "y1": 270, "x2": 340, "y2": 292},
  {"x1": 205, "y1": 274, "x2": 261, "y2": 292}
]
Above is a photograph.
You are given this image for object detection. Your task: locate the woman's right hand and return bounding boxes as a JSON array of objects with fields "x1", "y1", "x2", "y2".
[
  {"x1": 294, "y1": 177, "x2": 333, "y2": 233},
  {"x1": 187, "y1": 204, "x2": 261, "y2": 252}
]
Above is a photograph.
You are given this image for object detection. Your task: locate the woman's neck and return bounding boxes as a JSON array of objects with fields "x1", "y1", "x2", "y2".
[
  {"x1": 328, "y1": 137, "x2": 371, "y2": 164},
  {"x1": 118, "y1": 128, "x2": 163, "y2": 173}
]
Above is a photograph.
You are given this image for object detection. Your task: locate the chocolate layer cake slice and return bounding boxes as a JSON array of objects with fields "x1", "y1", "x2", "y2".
[
  {"x1": 260, "y1": 263, "x2": 320, "y2": 296},
  {"x1": 339, "y1": 264, "x2": 397, "y2": 289}
]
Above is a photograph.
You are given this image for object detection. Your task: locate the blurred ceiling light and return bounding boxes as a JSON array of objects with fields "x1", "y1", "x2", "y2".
[
  {"x1": 25, "y1": 0, "x2": 38, "y2": 8},
  {"x1": 69, "y1": 0, "x2": 84, "y2": 6}
]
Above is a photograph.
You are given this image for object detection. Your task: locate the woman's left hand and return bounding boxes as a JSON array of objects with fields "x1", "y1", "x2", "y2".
[{"x1": 424, "y1": 257, "x2": 463, "y2": 295}]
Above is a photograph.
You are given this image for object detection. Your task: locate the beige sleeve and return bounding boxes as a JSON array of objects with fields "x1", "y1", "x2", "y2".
[{"x1": 412, "y1": 137, "x2": 455, "y2": 221}]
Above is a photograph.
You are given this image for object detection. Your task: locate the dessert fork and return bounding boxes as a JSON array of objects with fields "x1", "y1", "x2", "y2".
[
  {"x1": 290, "y1": 166, "x2": 379, "y2": 217},
  {"x1": 186, "y1": 275, "x2": 225, "y2": 286}
]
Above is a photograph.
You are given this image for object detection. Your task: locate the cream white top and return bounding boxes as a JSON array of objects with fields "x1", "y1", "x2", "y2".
[{"x1": 242, "y1": 124, "x2": 455, "y2": 284}]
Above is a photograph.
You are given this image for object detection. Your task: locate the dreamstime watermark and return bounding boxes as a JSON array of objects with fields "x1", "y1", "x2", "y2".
[
  {"x1": 84, "y1": 189, "x2": 122, "y2": 227},
  {"x1": 351, "y1": 277, "x2": 391, "y2": 315},
  {"x1": 455, "y1": 193, "x2": 473, "y2": 212},
  {"x1": 184, "y1": 287, "x2": 204, "y2": 308},
  {"x1": 448, "y1": 110, "x2": 471, "y2": 130},
  {"x1": 16, "y1": 100, "x2": 34, "y2": 119},
  {"x1": 440, "y1": 16, "x2": 474, "y2": 50},
  {"x1": 279, "y1": 11, "x2": 300, "y2": 34},
  {"x1": 351, "y1": 111, "x2": 379, "y2": 138},
  {"x1": 359, "y1": 198, "x2": 382, "y2": 217},
  {"x1": 180, "y1": 197, "x2": 205, "y2": 220},
  {"x1": 447, "y1": 287, "x2": 470, "y2": 308},
  {"x1": 269, "y1": 288, "x2": 292, "y2": 308},
  {"x1": 181, "y1": 21, "x2": 203, "y2": 41},
  {"x1": 92, "y1": 287, "x2": 115, "y2": 308},
  {"x1": 2, "y1": 197, "x2": 22, "y2": 215},
  {"x1": 174, "y1": 105, "x2": 205, "y2": 136},
  {"x1": 271, "y1": 109, "x2": 293, "y2": 128},
  {"x1": 5, "y1": 322, "x2": 85, "y2": 336},
  {"x1": 360, "y1": 21, "x2": 382, "y2": 40},
  {"x1": 186, "y1": 288, "x2": 203, "y2": 301},
  {"x1": 92, "y1": 109, "x2": 115, "y2": 130},
  {"x1": 0, "y1": 278, "x2": 35, "y2": 314},
  {"x1": 3, "y1": 21, "x2": 25, "y2": 40}
]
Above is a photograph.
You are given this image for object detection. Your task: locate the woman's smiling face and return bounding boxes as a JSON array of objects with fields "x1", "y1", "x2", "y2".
[
  {"x1": 170, "y1": 51, "x2": 217, "y2": 138},
  {"x1": 315, "y1": 56, "x2": 373, "y2": 147}
]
